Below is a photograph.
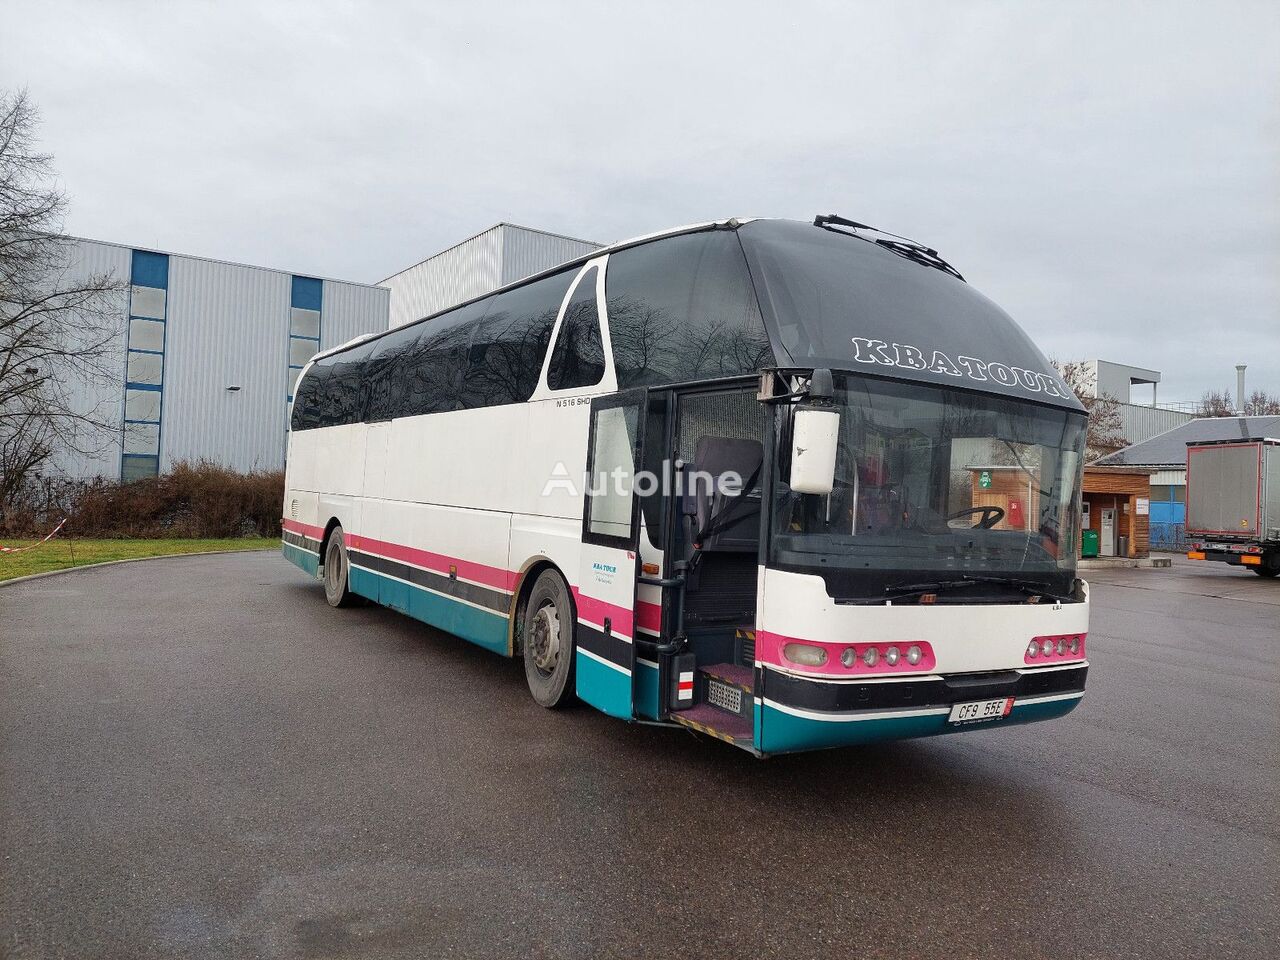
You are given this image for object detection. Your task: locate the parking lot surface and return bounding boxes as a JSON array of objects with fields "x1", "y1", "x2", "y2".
[{"x1": 2, "y1": 553, "x2": 1277, "y2": 959}]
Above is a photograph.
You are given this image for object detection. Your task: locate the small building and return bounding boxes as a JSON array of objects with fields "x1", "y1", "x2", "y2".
[{"x1": 1082, "y1": 466, "x2": 1154, "y2": 558}]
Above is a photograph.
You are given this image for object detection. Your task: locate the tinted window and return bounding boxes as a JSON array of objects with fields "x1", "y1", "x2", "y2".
[
  {"x1": 365, "y1": 298, "x2": 490, "y2": 421},
  {"x1": 292, "y1": 268, "x2": 577, "y2": 430},
  {"x1": 460, "y1": 271, "x2": 573, "y2": 409},
  {"x1": 604, "y1": 230, "x2": 772, "y2": 389},
  {"x1": 290, "y1": 339, "x2": 375, "y2": 430},
  {"x1": 547, "y1": 267, "x2": 605, "y2": 390}
]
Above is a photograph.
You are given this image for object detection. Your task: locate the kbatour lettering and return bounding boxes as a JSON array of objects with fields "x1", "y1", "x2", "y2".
[{"x1": 848, "y1": 337, "x2": 1071, "y2": 400}]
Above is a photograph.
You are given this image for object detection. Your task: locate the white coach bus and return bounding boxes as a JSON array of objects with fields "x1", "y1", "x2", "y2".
[{"x1": 282, "y1": 215, "x2": 1090, "y2": 756}]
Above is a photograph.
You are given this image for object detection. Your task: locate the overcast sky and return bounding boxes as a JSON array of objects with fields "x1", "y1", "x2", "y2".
[{"x1": 6, "y1": 1, "x2": 1278, "y2": 403}]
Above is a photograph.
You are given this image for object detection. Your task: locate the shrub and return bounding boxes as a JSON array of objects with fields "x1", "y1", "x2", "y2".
[{"x1": 0, "y1": 461, "x2": 284, "y2": 539}]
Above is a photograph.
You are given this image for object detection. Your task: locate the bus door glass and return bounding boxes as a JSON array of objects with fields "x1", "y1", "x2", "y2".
[{"x1": 576, "y1": 389, "x2": 647, "y2": 718}]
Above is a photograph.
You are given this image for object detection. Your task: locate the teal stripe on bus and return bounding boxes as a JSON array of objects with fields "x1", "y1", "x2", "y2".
[
  {"x1": 575, "y1": 650, "x2": 632, "y2": 719},
  {"x1": 759, "y1": 694, "x2": 1082, "y2": 755},
  {"x1": 282, "y1": 539, "x2": 319, "y2": 577},
  {"x1": 634, "y1": 660, "x2": 660, "y2": 720},
  {"x1": 348, "y1": 564, "x2": 509, "y2": 655}
]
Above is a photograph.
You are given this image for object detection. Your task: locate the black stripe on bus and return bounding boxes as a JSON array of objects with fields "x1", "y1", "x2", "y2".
[
  {"x1": 348, "y1": 549, "x2": 511, "y2": 615},
  {"x1": 575, "y1": 621, "x2": 633, "y2": 672},
  {"x1": 283, "y1": 530, "x2": 319, "y2": 553},
  {"x1": 761, "y1": 665, "x2": 1088, "y2": 713}
]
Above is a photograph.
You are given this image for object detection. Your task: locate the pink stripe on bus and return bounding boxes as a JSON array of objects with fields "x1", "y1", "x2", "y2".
[
  {"x1": 282, "y1": 518, "x2": 325, "y2": 540},
  {"x1": 636, "y1": 600, "x2": 662, "y2": 634},
  {"x1": 283, "y1": 518, "x2": 663, "y2": 640},
  {"x1": 346, "y1": 532, "x2": 518, "y2": 593},
  {"x1": 572, "y1": 588, "x2": 634, "y2": 640}
]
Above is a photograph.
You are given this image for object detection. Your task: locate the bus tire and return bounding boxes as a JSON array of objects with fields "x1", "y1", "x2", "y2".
[
  {"x1": 522, "y1": 569, "x2": 576, "y2": 708},
  {"x1": 323, "y1": 523, "x2": 358, "y2": 608}
]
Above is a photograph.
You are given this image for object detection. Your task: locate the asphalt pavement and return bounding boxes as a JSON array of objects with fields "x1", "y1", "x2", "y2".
[{"x1": 1, "y1": 552, "x2": 1276, "y2": 959}]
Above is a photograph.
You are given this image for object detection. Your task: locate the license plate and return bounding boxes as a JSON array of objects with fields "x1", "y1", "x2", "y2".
[{"x1": 948, "y1": 697, "x2": 1014, "y2": 724}]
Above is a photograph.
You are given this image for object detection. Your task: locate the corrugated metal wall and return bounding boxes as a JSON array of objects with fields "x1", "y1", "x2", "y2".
[
  {"x1": 43, "y1": 239, "x2": 132, "y2": 479},
  {"x1": 44, "y1": 239, "x2": 388, "y2": 480},
  {"x1": 498, "y1": 224, "x2": 601, "y2": 286},
  {"x1": 383, "y1": 226, "x2": 503, "y2": 329},
  {"x1": 162, "y1": 256, "x2": 294, "y2": 473},
  {"x1": 381, "y1": 223, "x2": 603, "y2": 329},
  {"x1": 320, "y1": 278, "x2": 390, "y2": 353},
  {"x1": 1118, "y1": 403, "x2": 1193, "y2": 446}
]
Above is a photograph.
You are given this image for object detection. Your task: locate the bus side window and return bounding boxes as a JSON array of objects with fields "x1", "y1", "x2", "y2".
[
  {"x1": 461, "y1": 271, "x2": 575, "y2": 409},
  {"x1": 604, "y1": 230, "x2": 772, "y2": 390},
  {"x1": 547, "y1": 266, "x2": 604, "y2": 391}
]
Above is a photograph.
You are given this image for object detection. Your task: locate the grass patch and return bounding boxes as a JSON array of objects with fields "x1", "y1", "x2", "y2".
[{"x1": 0, "y1": 537, "x2": 276, "y2": 583}]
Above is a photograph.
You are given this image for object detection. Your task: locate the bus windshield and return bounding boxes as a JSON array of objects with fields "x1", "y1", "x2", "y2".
[{"x1": 770, "y1": 374, "x2": 1087, "y2": 598}]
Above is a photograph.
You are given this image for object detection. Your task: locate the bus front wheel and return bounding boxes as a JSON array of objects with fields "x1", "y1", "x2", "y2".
[
  {"x1": 323, "y1": 524, "x2": 357, "y2": 608},
  {"x1": 522, "y1": 569, "x2": 576, "y2": 708}
]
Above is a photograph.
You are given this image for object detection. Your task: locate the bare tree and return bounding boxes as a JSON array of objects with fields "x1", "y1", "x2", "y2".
[
  {"x1": 1244, "y1": 390, "x2": 1280, "y2": 416},
  {"x1": 1054, "y1": 360, "x2": 1128, "y2": 461},
  {"x1": 1197, "y1": 390, "x2": 1235, "y2": 417},
  {"x1": 0, "y1": 88, "x2": 124, "y2": 513}
]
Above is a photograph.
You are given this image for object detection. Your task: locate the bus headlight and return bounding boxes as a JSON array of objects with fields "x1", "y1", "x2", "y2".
[
  {"x1": 840, "y1": 647, "x2": 857, "y2": 668},
  {"x1": 861, "y1": 646, "x2": 879, "y2": 667},
  {"x1": 906, "y1": 644, "x2": 923, "y2": 665},
  {"x1": 1026, "y1": 641, "x2": 1039, "y2": 659},
  {"x1": 784, "y1": 643, "x2": 828, "y2": 667},
  {"x1": 884, "y1": 646, "x2": 901, "y2": 666}
]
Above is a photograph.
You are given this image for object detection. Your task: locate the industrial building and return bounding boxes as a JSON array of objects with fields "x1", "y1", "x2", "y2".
[
  {"x1": 44, "y1": 224, "x2": 597, "y2": 482},
  {"x1": 1075, "y1": 359, "x2": 1193, "y2": 447},
  {"x1": 381, "y1": 223, "x2": 600, "y2": 329},
  {"x1": 48, "y1": 237, "x2": 388, "y2": 481}
]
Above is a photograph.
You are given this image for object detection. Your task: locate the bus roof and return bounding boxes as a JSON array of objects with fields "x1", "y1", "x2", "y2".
[{"x1": 314, "y1": 216, "x2": 1082, "y2": 413}]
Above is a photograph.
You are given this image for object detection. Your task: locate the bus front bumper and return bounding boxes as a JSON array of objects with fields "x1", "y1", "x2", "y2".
[{"x1": 755, "y1": 663, "x2": 1087, "y2": 755}]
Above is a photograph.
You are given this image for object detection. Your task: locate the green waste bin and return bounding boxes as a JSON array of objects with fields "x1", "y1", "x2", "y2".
[{"x1": 1081, "y1": 529, "x2": 1100, "y2": 558}]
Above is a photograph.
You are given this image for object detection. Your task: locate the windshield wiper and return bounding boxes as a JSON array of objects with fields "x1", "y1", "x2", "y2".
[
  {"x1": 840, "y1": 575, "x2": 1071, "y2": 605},
  {"x1": 953, "y1": 575, "x2": 1073, "y2": 603},
  {"x1": 882, "y1": 579, "x2": 982, "y2": 602},
  {"x1": 813, "y1": 213, "x2": 966, "y2": 282}
]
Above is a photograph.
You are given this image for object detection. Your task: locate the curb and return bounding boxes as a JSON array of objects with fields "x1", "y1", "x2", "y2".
[
  {"x1": 0, "y1": 546, "x2": 277, "y2": 589},
  {"x1": 1078, "y1": 556, "x2": 1172, "y2": 570}
]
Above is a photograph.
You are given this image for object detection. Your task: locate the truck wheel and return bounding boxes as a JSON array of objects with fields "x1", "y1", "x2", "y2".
[
  {"x1": 1251, "y1": 566, "x2": 1279, "y2": 578},
  {"x1": 323, "y1": 524, "x2": 357, "y2": 607},
  {"x1": 522, "y1": 569, "x2": 576, "y2": 708}
]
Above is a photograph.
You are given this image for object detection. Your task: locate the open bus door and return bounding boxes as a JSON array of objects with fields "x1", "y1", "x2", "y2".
[{"x1": 574, "y1": 389, "x2": 647, "y2": 718}]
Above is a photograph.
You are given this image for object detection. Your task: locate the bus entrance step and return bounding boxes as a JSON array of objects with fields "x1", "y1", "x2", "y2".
[
  {"x1": 700, "y1": 662, "x2": 753, "y2": 693},
  {"x1": 671, "y1": 703, "x2": 753, "y2": 744}
]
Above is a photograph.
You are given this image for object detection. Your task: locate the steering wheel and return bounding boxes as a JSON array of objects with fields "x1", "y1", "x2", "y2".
[{"x1": 948, "y1": 505, "x2": 1005, "y2": 529}]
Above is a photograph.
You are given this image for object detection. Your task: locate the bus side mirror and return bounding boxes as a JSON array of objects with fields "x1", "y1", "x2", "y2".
[{"x1": 789, "y1": 406, "x2": 839, "y2": 495}]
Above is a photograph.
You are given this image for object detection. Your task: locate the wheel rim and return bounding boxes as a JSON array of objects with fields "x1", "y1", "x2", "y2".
[{"x1": 528, "y1": 601, "x2": 561, "y2": 675}]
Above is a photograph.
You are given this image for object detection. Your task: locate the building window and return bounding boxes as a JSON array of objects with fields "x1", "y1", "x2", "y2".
[
  {"x1": 121, "y1": 250, "x2": 169, "y2": 480},
  {"x1": 288, "y1": 276, "x2": 323, "y2": 413}
]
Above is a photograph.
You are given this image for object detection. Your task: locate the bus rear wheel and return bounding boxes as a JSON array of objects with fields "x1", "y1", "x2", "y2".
[
  {"x1": 522, "y1": 570, "x2": 575, "y2": 708},
  {"x1": 323, "y1": 524, "x2": 357, "y2": 607}
]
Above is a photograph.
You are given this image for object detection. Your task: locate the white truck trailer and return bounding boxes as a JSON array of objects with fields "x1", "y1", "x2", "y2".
[{"x1": 1186, "y1": 437, "x2": 1280, "y2": 577}]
